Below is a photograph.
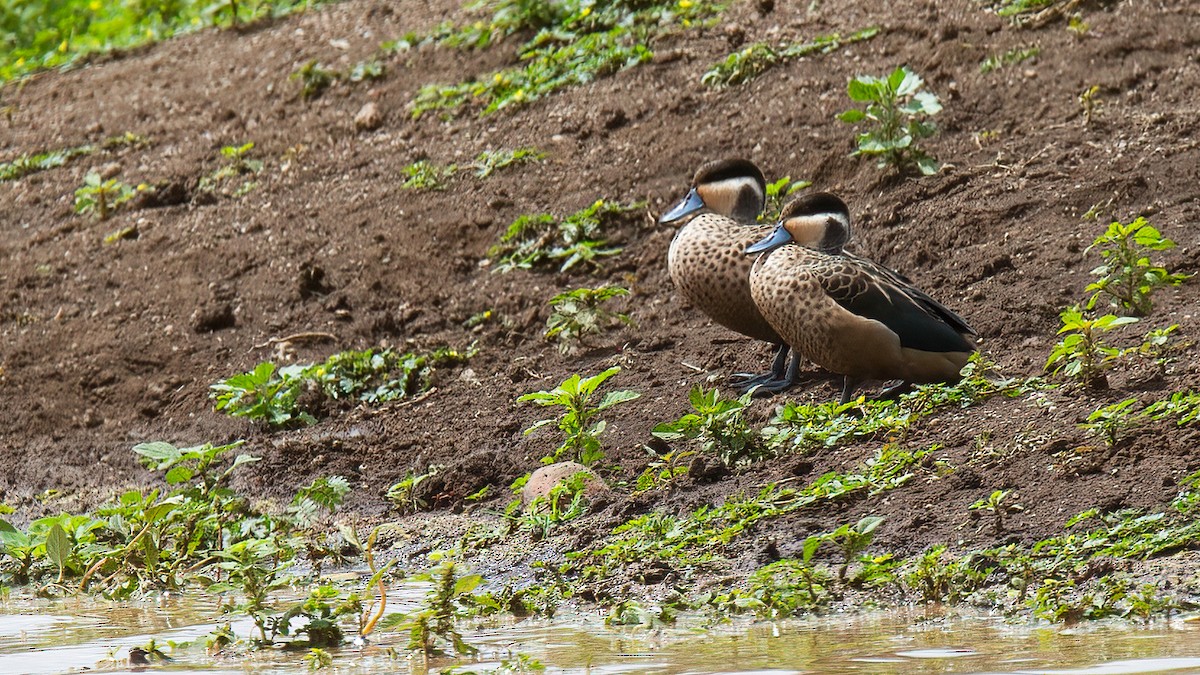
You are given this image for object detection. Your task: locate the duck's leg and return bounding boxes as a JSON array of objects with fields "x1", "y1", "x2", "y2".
[
  {"x1": 875, "y1": 380, "x2": 914, "y2": 401},
  {"x1": 733, "y1": 345, "x2": 802, "y2": 395},
  {"x1": 839, "y1": 376, "x2": 864, "y2": 405},
  {"x1": 730, "y1": 344, "x2": 790, "y2": 387}
]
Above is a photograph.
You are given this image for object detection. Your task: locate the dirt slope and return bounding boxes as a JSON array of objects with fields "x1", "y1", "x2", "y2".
[{"x1": 2, "y1": 0, "x2": 1199, "y2": 562}]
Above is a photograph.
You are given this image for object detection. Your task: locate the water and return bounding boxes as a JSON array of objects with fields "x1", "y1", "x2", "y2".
[{"x1": 2, "y1": 588, "x2": 1199, "y2": 674}]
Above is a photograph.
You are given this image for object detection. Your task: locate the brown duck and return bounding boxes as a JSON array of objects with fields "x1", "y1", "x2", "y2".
[
  {"x1": 746, "y1": 193, "x2": 977, "y2": 404},
  {"x1": 660, "y1": 159, "x2": 833, "y2": 392}
]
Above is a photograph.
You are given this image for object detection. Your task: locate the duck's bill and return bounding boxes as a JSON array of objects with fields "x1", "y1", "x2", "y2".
[
  {"x1": 659, "y1": 187, "x2": 704, "y2": 224},
  {"x1": 745, "y1": 223, "x2": 794, "y2": 254}
]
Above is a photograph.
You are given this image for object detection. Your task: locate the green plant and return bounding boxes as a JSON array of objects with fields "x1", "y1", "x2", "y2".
[
  {"x1": 1146, "y1": 391, "x2": 1200, "y2": 427},
  {"x1": 1045, "y1": 307, "x2": 1138, "y2": 387},
  {"x1": 1079, "y1": 84, "x2": 1101, "y2": 124},
  {"x1": 633, "y1": 446, "x2": 696, "y2": 492},
  {"x1": 386, "y1": 466, "x2": 443, "y2": 514},
  {"x1": 762, "y1": 175, "x2": 811, "y2": 221},
  {"x1": 489, "y1": 199, "x2": 638, "y2": 273},
  {"x1": 968, "y1": 489, "x2": 1022, "y2": 534},
  {"x1": 74, "y1": 172, "x2": 138, "y2": 220},
  {"x1": 544, "y1": 286, "x2": 631, "y2": 353},
  {"x1": 473, "y1": 147, "x2": 545, "y2": 178},
  {"x1": 199, "y1": 142, "x2": 263, "y2": 194},
  {"x1": 211, "y1": 346, "x2": 471, "y2": 427},
  {"x1": 305, "y1": 647, "x2": 333, "y2": 670},
  {"x1": 1, "y1": 144, "x2": 93, "y2": 182},
  {"x1": 348, "y1": 59, "x2": 385, "y2": 82},
  {"x1": 838, "y1": 65, "x2": 942, "y2": 175},
  {"x1": 517, "y1": 471, "x2": 592, "y2": 541},
  {"x1": 979, "y1": 45, "x2": 1040, "y2": 74},
  {"x1": 1085, "y1": 217, "x2": 1189, "y2": 316},
  {"x1": 380, "y1": 560, "x2": 481, "y2": 657},
  {"x1": 1080, "y1": 398, "x2": 1140, "y2": 447},
  {"x1": 652, "y1": 387, "x2": 763, "y2": 467},
  {"x1": 701, "y1": 27, "x2": 880, "y2": 89},
  {"x1": 400, "y1": 160, "x2": 457, "y2": 191},
  {"x1": 291, "y1": 60, "x2": 337, "y2": 99},
  {"x1": 517, "y1": 367, "x2": 639, "y2": 465},
  {"x1": 826, "y1": 515, "x2": 885, "y2": 581}
]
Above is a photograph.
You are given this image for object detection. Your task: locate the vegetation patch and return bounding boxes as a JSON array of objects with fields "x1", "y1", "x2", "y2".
[
  {"x1": 839, "y1": 65, "x2": 942, "y2": 175},
  {"x1": 544, "y1": 285, "x2": 632, "y2": 353},
  {"x1": 518, "y1": 366, "x2": 639, "y2": 466},
  {"x1": 211, "y1": 346, "x2": 473, "y2": 427},
  {"x1": 0, "y1": 0, "x2": 337, "y2": 82},
  {"x1": 487, "y1": 198, "x2": 639, "y2": 273},
  {"x1": 0, "y1": 144, "x2": 93, "y2": 181},
  {"x1": 412, "y1": 0, "x2": 725, "y2": 117},
  {"x1": 979, "y1": 45, "x2": 1040, "y2": 74},
  {"x1": 401, "y1": 147, "x2": 545, "y2": 190},
  {"x1": 702, "y1": 27, "x2": 880, "y2": 89}
]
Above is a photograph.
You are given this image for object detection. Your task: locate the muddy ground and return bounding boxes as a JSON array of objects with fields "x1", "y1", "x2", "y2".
[{"x1": 2, "y1": 0, "x2": 1200, "y2": 580}]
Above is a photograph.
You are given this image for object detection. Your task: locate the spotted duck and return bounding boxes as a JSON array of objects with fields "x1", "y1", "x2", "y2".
[
  {"x1": 746, "y1": 192, "x2": 977, "y2": 404},
  {"x1": 660, "y1": 158, "x2": 816, "y2": 392}
]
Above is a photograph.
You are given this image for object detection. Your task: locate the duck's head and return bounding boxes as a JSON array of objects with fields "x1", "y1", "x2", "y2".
[
  {"x1": 745, "y1": 192, "x2": 851, "y2": 255},
  {"x1": 659, "y1": 158, "x2": 766, "y2": 225}
]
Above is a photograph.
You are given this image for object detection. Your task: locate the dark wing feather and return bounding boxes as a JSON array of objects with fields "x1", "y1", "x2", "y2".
[
  {"x1": 815, "y1": 258, "x2": 976, "y2": 354},
  {"x1": 844, "y1": 253, "x2": 977, "y2": 337}
]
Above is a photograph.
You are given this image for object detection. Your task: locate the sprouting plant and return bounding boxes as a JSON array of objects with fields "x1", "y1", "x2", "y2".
[
  {"x1": 400, "y1": 160, "x2": 457, "y2": 191},
  {"x1": 1129, "y1": 325, "x2": 1185, "y2": 375},
  {"x1": 1, "y1": 144, "x2": 94, "y2": 182},
  {"x1": 652, "y1": 387, "x2": 763, "y2": 467},
  {"x1": 968, "y1": 489, "x2": 1022, "y2": 534},
  {"x1": 1080, "y1": 398, "x2": 1140, "y2": 448},
  {"x1": 473, "y1": 147, "x2": 545, "y2": 178},
  {"x1": 380, "y1": 560, "x2": 481, "y2": 657},
  {"x1": 517, "y1": 471, "x2": 592, "y2": 541},
  {"x1": 1078, "y1": 84, "x2": 1101, "y2": 125},
  {"x1": 979, "y1": 46, "x2": 1040, "y2": 74},
  {"x1": 385, "y1": 466, "x2": 443, "y2": 514},
  {"x1": 305, "y1": 647, "x2": 333, "y2": 670},
  {"x1": 838, "y1": 65, "x2": 942, "y2": 175},
  {"x1": 1085, "y1": 217, "x2": 1189, "y2": 316},
  {"x1": 199, "y1": 142, "x2": 263, "y2": 195},
  {"x1": 544, "y1": 286, "x2": 632, "y2": 353},
  {"x1": 825, "y1": 515, "x2": 885, "y2": 581},
  {"x1": 634, "y1": 446, "x2": 696, "y2": 492},
  {"x1": 292, "y1": 60, "x2": 337, "y2": 99},
  {"x1": 518, "y1": 367, "x2": 640, "y2": 466},
  {"x1": 1145, "y1": 391, "x2": 1200, "y2": 427},
  {"x1": 489, "y1": 199, "x2": 638, "y2": 273},
  {"x1": 74, "y1": 172, "x2": 137, "y2": 220},
  {"x1": 1067, "y1": 13, "x2": 1090, "y2": 35},
  {"x1": 702, "y1": 28, "x2": 880, "y2": 89},
  {"x1": 1045, "y1": 307, "x2": 1138, "y2": 388},
  {"x1": 762, "y1": 175, "x2": 811, "y2": 221},
  {"x1": 348, "y1": 59, "x2": 385, "y2": 82}
]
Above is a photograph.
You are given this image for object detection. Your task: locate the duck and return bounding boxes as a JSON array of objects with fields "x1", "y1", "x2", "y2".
[
  {"x1": 746, "y1": 192, "x2": 977, "y2": 404},
  {"x1": 660, "y1": 159, "x2": 835, "y2": 393}
]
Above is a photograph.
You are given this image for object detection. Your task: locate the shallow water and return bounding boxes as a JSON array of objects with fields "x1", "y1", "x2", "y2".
[{"x1": 2, "y1": 587, "x2": 1199, "y2": 674}]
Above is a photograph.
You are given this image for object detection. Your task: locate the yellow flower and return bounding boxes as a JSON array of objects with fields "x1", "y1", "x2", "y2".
[
  {"x1": 58, "y1": 39, "x2": 69, "y2": 53},
  {"x1": 88, "y1": 0, "x2": 101, "y2": 10},
  {"x1": 514, "y1": 89, "x2": 525, "y2": 100},
  {"x1": 679, "y1": 0, "x2": 693, "y2": 7},
  {"x1": 580, "y1": 6, "x2": 592, "y2": 17},
  {"x1": 15, "y1": 57, "x2": 24, "y2": 67}
]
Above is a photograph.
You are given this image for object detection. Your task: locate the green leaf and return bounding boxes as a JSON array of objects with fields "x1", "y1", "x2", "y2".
[
  {"x1": 838, "y1": 109, "x2": 866, "y2": 123},
  {"x1": 143, "y1": 502, "x2": 179, "y2": 523},
  {"x1": 45, "y1": 523, "x2": 70, "y2": 570},
  {"x1": 597, "y1": 389, "x2": 640, "y2": 410},
  {"x1": 846, "y1": 77, "x2": 878, "y2": 102},
  {"x1": 454, "y1": 574, "x2": 484, "y2": 596}
]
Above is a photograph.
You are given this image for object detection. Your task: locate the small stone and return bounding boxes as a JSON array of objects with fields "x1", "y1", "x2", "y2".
[
  {"x1": 354, "y1": 102, "x2": 383, "y2": 131},
  {"x1": 98, "y1": 162, "x2": 122, "y2": 180},
  {"x1": 521, "y1": 462, "x2": 609, "y2": 507}
]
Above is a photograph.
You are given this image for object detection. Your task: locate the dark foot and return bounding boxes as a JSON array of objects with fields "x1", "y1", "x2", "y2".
[
  {"x1": 742, "y1": 376, "x2": 796, "y2": 397},
  {"x1": 875, "y1": 381, "x2": 914, "y2": 401}
]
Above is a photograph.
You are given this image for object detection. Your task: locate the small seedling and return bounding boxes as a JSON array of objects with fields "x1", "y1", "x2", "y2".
[
  {"x1": 348, "y1": 60, "x2": 385, "y2": 82},
  {"x1": 386, "y1": 466, "x2": 444, "y2": 513},
  {"x1": 652, "y1": 387, "x2": 763, "y2": 467},
  {"x1": 702, "y1": 27, "x2": 880, "y2": 89},
  {"x1": 489, "y1": 199, "x2": 637, "y2": 273},
  {"x1": 1085, "y1": 217, "x2": 1189, "y2": 316},
  {"x1": 1078, "y1": 85, "x2": 1101, "y2": 125},
  {"x1": 74, "y1": 172, "x2": 137, "y2": 220},
  {"x1": 400, "y1": 160, "x2": 456, "y2": 191},
  {"x1": 634, "y1": 446, "x2": 696, "y2": 492},
  {"x1": 518, "y1": 367, "x2": 640, "y2": 466},
  {"x1": 979, "y1": 46, "x2": 1039, "y2": 74},
  {"x1": 1067, "y1": 13, "x2": 1090, "y2": 36},
  {"x1": 292, "y1": 61, "x2": 337, "y2": 99},
  {"x1": 762, "y1": 176, "x2": 811, "y2": 222},
  {"x1": 1080, "y1": 398, "x2": 1140, "y2": 448},
  {"x1": 517, "y1": 471, "x2": 592, "y2": 541},
  {"x1": 968, "y1": 489, "x2": 1022, "y2": 534},
  {"x1": 838, "y1": 65, "x2": 942, "y2": 175},
  {"x1": 544, "y1": 286, "x2": 632, "y2": 353},
  {"x1": 380, "y1": 560, "x2": 481, "y2": 657},
  {"x1": 473, "y1": 147, "x2": 545, "y2": 178},
  {"x1": 1145, "y1": 391, "x2": 1200, "y2": 427},
  {"x1": 1045, "y1": 307, "x2": 1138, "y2": 388},
  {"x1": 825, "y1": 515, "x2": 885, "y2": 581},
  {"x1": 199, "y1": 143, "x2": 263, "y2": 195}
]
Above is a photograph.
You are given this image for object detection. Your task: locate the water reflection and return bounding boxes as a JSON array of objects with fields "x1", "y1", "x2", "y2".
[{"x1": 1, "y1": 589, "x2": 1198, "y2": 674}]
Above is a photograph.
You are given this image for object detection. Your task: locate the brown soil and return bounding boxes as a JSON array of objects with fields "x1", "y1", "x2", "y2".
[{"x1": 2, "y1": 0, "x2": 1200, "y2": 576}]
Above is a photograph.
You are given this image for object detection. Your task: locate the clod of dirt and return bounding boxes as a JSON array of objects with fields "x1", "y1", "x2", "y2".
[
  {"x1": 298, "y1": 264, "x2": 333, "y2": 299},
  {"x1": 97, "y1": 162, "x2": 122, "y2": 180},
  {"x1": 133, "y1": 180, "x2": 190, "y2": 209},
  {"x1": 190, "y1": 302, "x2": 236, "y2": 333},
  {"x1": 354, "y1": 101, "x2": 383, "y2": 131},
  {"x1": 521, "y1": 462, "x2": 609, "y2": 506}
]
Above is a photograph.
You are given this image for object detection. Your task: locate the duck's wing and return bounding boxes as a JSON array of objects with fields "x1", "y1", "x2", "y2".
[
  {"x1": 843, "y1": 253, "x2": 976, "y2": 337},
  {"x1": 814, "y1": 257, "x2": 976, "y2": 354}
]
